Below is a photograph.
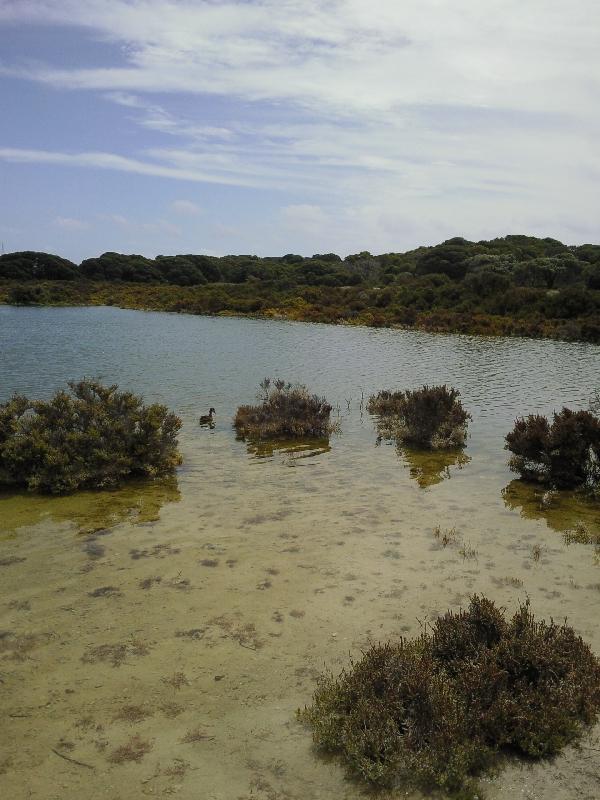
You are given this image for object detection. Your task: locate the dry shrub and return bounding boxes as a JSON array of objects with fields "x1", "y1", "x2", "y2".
[
  {"x1": 0, "y1": 379, "x2": 182, "y2": 494},
  {"x1": 367, "y1": 385, "x2": 470, "y2": 449},
  {"x1": 299, "y1": 596, "x2": 600, "y2": 798},
  {"x1": 108, "y1": 735, "x2": 152, "y2": 764},
  {"x1": 506, "y1": 408, "x2": 600, "y2": 490},
  {"x1": 234, "y1": 378, "x2": 337, "y2": 440},
  {"x1": 563, "y1": 521, "x2": 600, "y2": 546}
]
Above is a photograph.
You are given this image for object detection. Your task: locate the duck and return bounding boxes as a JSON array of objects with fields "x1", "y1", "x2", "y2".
[{"x1": 199, "y1": 407, "x2": 216, "y2": 425}]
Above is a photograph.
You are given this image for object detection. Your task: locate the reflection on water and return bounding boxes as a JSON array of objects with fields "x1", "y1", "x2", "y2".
[
  {"x1": 371, "y1": 415, "x2": 470, "y2": 488},
  {"x1": 0, "y1": 476, "x2": 180, "y2": 536},
  {"x1": 400, "y1": 446, "x2": 471, "y2": 488},
  {"x1": 502, "y1": 479, "x2": 600, "y2": 537},
  {"x1": 240, "y1": 436, "x2": 332, "y2": 462}
]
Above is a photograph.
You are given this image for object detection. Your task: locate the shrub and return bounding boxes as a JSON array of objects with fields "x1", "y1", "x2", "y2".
[
  {"x1": 299, "y1": 596, "x2": 600, "y2": 799},
  {"x1": 6, "y1": 285, "x2": 44, "y2": 305},
  {"x1": 506, "y1": 408, "x2": 600, "y2": 489},
  {"x1": 367, "y1": 384, "x2": 470, "y2": 449},
  {"x1": 234, "y1": 378, "x2": 337, "y2": 440},
  {"x1": 0, "y1": 380, "x2": 182, "y2": 494}
]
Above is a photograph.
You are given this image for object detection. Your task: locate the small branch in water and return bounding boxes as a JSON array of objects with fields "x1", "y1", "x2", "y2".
[
  {"x1": 51, "y1": 748, "x2": 96, "y2": 770},
  {"x1": 237, "y1": 641, "x2": 257, "y2": 651}
]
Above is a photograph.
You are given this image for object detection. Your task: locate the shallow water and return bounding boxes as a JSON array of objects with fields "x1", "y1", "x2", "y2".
[{"x1": 1, "y1": 306, "x2": 599, "y2": 800}]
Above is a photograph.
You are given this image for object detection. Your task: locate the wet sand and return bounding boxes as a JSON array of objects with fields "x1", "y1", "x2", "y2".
[{"x1": 1, "y1": 426, "x2": 599, "y2": 800}]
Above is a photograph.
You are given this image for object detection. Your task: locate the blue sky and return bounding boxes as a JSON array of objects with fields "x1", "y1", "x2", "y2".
[{"x1": 0, "y1": 0, "x2": 598, "y2": 263}]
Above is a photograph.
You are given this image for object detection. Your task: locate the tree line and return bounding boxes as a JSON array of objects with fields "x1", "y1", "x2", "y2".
[
  {"x1": 2, "y1": 235, "x2": 600, "y2": 342},
  {"x1": 2, "y1": 236, "x2": 599, "y2": 289}
]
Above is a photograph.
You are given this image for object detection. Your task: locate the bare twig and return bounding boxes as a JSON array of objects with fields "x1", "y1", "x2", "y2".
[
  {"x1": 51, "y1": 748, "x2": 95, "y2": 770},
  {"x1": 237, "y1": 641, "x2": 257, "y2": 651}
]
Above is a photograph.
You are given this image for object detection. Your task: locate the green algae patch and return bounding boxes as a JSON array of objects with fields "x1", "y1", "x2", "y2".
[
  {"x1": 299, "y1": 596, "x2": 600, "y2": 799},
  {"x1": 400, "y1": 445, "x2": 470, "y2": 488},
  {"x1": 502, "y1": 478, "x2": 600, "y2": 537},
  {"x1": 0, "y1": 380, "x2": 182, "y2": 494},
  {"x1": 0, "y1": 476, "x2": 180, "y2": 535}
]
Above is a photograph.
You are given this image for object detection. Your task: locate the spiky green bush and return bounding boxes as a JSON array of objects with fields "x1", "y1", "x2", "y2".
[
  {"x1": 367, "y1": 384, "x2": 470, "y2": 449},
  {"x1": 234, "y1": 378, "x2": 337, "y2": 440},
  {"x1": 299, "y1": 596, "x2": 600, "y2": 798},
  {"x1": 0, "y1": 380, "x2": 182, "y2": 494}
]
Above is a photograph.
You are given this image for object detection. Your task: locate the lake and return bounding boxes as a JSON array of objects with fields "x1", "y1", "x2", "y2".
[{"x1": 1, "y1": 305, "x2": 599, "y2": 799}]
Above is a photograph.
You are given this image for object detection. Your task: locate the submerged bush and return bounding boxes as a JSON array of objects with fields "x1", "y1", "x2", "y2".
[
  {"x1": 506, "y1": 408, "x2": 600, "y2": 490},
  {"x1": 0, "y1": 380, "x2": 182, "y2": 494},
  {"x1": 299, "y1": 596, "x2": 600, "y2": 798},
  {"x1": 234, "y1": 378, "x2": 337, "y2": 440},
  {"x1": 367, "y1": 384, "x2": 470, "y2": 449}
]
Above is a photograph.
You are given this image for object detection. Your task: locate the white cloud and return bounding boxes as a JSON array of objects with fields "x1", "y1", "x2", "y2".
[
  {"x1": 171, "y1": 200, "x2": 203, "y2": 217},
  {"x1": 104, "y1": 213, "x2": 181, "y2": 237},
  {"x1": 0, "y1": 1, "x2": 598, "y2": 251},
  {"x1": 281, "y1": 204, "x2": 328, "y2": 230},
  {"x1": 102, "y1": 93, "x2": 234, "y2": 141},
  {"x1": 0, "y1": 146, "x2": 285, "y2": 189},
  {"x1": 1, "y1": 1, "x2": 598, "y2": 117},
  {"x1": 103, "y1": 91, "x2": 145, "y2": 108},
  {"x1": 54, "y1": 216, "x2": 90, "y2": 230}
]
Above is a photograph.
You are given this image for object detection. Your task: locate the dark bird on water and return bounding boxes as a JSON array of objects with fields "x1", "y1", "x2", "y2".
[{"x1": 199, "y1": 408, "x2": 216, "y2": 425}]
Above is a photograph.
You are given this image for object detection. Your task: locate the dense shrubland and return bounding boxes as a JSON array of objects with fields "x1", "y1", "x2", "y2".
[
  {"x1": 2, "y1": 235, "x2": 600, "y2": 342},
  {"x1": 0, "y1": 380, "x2": 182, "y2": 494},
  {"x1": 506, "y1": 407, "x2": 600, "y2": 491},
  {"x1": 368, "y1": 385, "x2": 470, "y2": 449},
  {"x1": 234, "y1": 379, "x2": 337, "y2": 440},
  {"x1": 299, "y1": 596, "x2": 600, "y2": 799}
]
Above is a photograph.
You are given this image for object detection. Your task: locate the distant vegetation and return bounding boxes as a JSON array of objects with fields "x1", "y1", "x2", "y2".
[
  {"x1": 0, "y1": 380, "x2": 182, "y2": 494},
  {"x1": 2, "y1": 234, "x2": 600, "y2": 342},
  {"x1": 234, "y1": 379, "x2": 337, "y2": 440},
  {"x1": 506, "y1": 407, "x2": 600, "y2": 492},
  {"x1": 368, "y1": 385, "x2": 470, "y2": 449},
  {"x1": 299, "y1": 596, "x2": 600, "y2": 799}
]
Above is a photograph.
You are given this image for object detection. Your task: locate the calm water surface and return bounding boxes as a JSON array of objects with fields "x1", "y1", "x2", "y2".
[{"x1": 1, "y1": 306, "x2": 599, "y2": 800}]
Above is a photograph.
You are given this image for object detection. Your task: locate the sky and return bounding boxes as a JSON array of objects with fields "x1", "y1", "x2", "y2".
[{"x1": 0, "y1": 0, "x2": 598, "y2": 263}]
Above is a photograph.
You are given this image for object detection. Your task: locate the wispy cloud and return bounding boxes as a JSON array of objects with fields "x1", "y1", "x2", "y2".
[
  {"x1": 1, "y1": 1, "x2": 597, "y2": 116},
  {"x1": 104, "y1": 213, "x2": 182, "y2": 237},
  {"x1": 0, "y1": 0, "x2": 598, "y2": 255},
  {"x1": 281, "y1": 204, "x2": 328, "y2": 230},
  {"x1": 54, "y1": 216, "x2": 90, "y2": 231},
  {"x1": 171, "y1": 200, "x2": 203, "y2": 217},
  {"x1": 0, "y1": 146, "x2": 292, "y2": 189},
  {"x1": 103, "y1": 93, "x2": 234, "y2": 140}
]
